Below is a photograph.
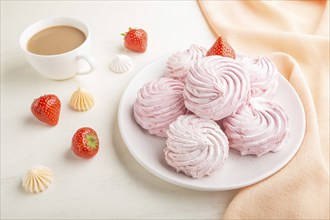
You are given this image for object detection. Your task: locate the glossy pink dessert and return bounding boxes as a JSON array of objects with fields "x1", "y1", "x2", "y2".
[
  {"x1": 239, "y1": 55, "x2": 279, "y2": 98},
  {"x1": 133, "y1": 78, "x2": 187, "y2": 137},
  {"x1": 222, "y1": 97, "x2": 289, "y2": 157},
  {"x1": 166, "y1": 44, "x2": 207, "y2": 82},
  {"x1": 164, "y1": 114, "x2": 229, "y2": 178},
  {"x1": 184, "y1": 56, "x2": 250, "y2": 121}
]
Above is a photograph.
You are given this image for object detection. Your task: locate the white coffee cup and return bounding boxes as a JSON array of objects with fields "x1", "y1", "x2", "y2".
[{"x1": 19, "y1": 17, "x2": 95, "y2": 80}]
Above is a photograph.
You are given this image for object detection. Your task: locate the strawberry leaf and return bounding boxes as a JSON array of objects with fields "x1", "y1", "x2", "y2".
[{"x1": 86, "y1": 134, "x2": 98, "y2": 149}]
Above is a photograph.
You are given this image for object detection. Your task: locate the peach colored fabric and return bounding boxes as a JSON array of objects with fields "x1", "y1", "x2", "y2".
[{"x1": 198, "y1": 1, "x2": 329, "y2": 219}]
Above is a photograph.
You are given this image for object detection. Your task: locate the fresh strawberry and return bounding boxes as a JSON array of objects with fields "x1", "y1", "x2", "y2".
[
  {"x1": 71, "y1": 127, "x2": 99, "y2": 159},
  {"x1": 31, "y1": 94, "x2": 61, "y2": 126},
  {"x1": 206, "y1": 36, "x2": 236, "y2": 59},
  {"x1": 121, "y1": 27, "x2": 148, "y2": 52}
]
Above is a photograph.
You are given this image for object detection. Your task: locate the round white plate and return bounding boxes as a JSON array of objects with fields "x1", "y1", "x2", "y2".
[{"x1": 118, "y1": 55, "x2": 306, "y2": 191}]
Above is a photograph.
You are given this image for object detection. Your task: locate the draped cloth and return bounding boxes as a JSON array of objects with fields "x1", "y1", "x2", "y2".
[{"x1": 198, "y1": 1, "x2": 329, "y2": 219}]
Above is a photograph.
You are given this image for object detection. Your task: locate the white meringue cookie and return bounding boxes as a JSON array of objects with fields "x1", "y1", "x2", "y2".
[
  {"x1": 110, "y1": 54, "x2": 132, "y2": 73},
  {"x1": 22, "y1": 165, "x2": 53, "y2": 193},
  {"x1": 164, "y1": 114, "x2": 229, "y2": 178},
  {"x1": 184, "y1": 56, "x2": 250, "y2": 121},
  {"x1": 223, "y1": 97, "x2": 289, "y2": 157},
  {"x1": 133, "y1": 78, "x2": 188, "y2": 137},
  {"x1": 166, "y1": 44, "x2": 207, "y2": 82},
  {"x1": 239, "y1": 55, "x2": 279, "y2": 98}
]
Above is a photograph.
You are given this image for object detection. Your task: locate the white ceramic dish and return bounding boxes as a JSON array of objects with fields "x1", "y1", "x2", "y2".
[{"x1": 118, "y1": 55, "x2": 306, "y2": 191}]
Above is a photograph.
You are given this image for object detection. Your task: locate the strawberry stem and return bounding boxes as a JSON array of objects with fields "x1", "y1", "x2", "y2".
[{"x1": 86, "y1": 134, "x2": 98, "y2": 149}]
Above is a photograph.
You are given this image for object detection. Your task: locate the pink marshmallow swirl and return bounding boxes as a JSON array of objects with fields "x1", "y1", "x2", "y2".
[
  {"x1": 133, "y1": 77, "x2": 188, "y2": 137},
  {"x1": 184, "y1": 56, "x2": 250, "y2": 121},
  {"x1": 166, "y1": 44, "x2": 207, "y2": 82},
  {"x1": 164, "y1": 114, "x2": 229, "y2": 178},
  {"x1": 239, "y1": 55, "x2": 279, "y2": 98},
  {"x1": 223, "y1": 97, "x2": 289, "y2": 157}
]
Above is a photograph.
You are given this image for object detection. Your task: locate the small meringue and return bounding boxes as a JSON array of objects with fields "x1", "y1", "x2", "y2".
[
  {"x1": 22, "y1": 165, "x2": 53, "y2": 193},
  {"x1": 110, "y1": 54, "x2": 133, "y2": 73},
  {"x1": 70, "y1": 87, "x2": 95, "y2": 111}
]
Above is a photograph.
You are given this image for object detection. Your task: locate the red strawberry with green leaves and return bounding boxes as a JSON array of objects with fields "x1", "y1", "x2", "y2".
[
  {"x1": 31, "y1": 94, "x2": 61, "y2": 126},
  {"x1": 206, "y1": 36, "x2": 236, "y2": 59},
  {"x1": 71, "y1": 127, "x2": 99, "y2": 159},
  {"x1": 121, "y1": 27, "x2": 148, "y2": 53}
]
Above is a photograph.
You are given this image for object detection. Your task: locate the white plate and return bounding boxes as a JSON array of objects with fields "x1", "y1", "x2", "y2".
[{"x1": 118, "y1": 55, "x2": 306, "y2": 191}]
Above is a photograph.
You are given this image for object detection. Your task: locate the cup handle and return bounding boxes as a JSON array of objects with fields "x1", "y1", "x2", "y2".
[{"x1": 76, "y1": 55, "x2": 96, "y2": 75}]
